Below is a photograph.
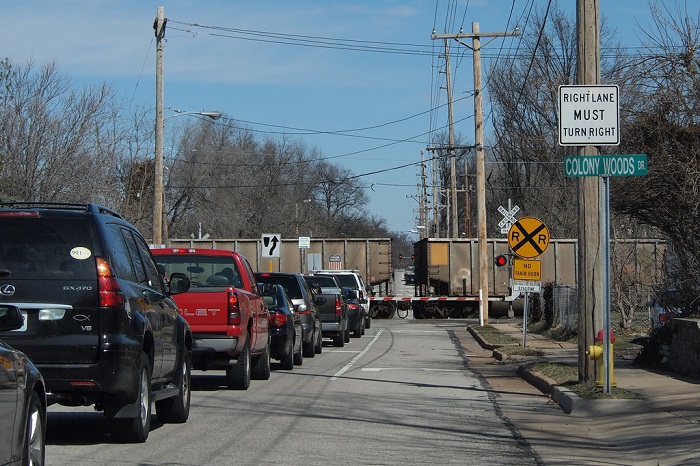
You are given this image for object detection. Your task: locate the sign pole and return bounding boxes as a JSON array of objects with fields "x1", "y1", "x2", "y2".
[
  {"x1": 522, "y1": 292, "x2": 528, "y2": 349},
  {"x1": 602, "y1": 175, "x2": 611, "y2": 393}
]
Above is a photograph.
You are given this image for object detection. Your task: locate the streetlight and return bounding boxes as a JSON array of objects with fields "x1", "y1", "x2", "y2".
[{"x1": 153, "y1": 108, "x2": 222, "y2": 246}]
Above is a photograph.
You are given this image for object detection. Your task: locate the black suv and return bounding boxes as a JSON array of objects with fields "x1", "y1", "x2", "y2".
[{"x1": 0, "y1": 202, "x2": 192, "y2": 443}]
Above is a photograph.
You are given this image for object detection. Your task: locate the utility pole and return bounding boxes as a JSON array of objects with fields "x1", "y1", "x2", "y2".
[
  {"x1": 442, "y1": 40, "x2": 459, "y2": 238},
  {"x1": 576, "y1": 0, "x2": 602, "y2": 384},
  {"x1": 153, "y1": 6, "x2": 166, "y2": 245},
  {"x1": 432, "y1": 23, "x2": 519, "y2": 325}
]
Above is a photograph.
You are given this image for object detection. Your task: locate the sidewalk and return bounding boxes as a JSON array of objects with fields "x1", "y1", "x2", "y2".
[{"x1": 477, "y1": 321, "x2": 700, "y2": 420}]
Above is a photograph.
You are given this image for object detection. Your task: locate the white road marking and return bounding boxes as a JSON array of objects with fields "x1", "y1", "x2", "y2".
[
  {"x1": 361, "y1": 367, "x2": 463, "y2": 372},
  {"x1": 330, "y1": 329, "x2": 383, "y2": 381}
]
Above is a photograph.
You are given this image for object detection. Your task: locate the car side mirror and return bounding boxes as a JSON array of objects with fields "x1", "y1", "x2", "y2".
[
  {"x1": 0, "y1": 305, "x2": 24, "y2": 332},
  {"x1": 169, "y1": 273, "x2": 191, "y2": 294}
]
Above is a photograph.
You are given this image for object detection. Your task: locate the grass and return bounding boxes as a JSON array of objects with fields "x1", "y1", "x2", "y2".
[{"x1": 475, "y1": 324, "x2": 645, "y2": 400}]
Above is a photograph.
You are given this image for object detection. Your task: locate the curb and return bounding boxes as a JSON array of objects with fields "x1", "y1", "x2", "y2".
[{"x1": 468, "y1": 325, "x2": 651, "y2": 415}]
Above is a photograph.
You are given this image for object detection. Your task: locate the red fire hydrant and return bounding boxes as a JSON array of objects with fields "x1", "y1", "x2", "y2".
[{"x1": 587, "y1": 329, "x2": 617, "y2": 387}]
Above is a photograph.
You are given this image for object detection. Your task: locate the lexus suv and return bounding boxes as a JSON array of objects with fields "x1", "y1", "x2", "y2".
[{"x1": 0, "y1": 202, "x2": 193, "y2": 443}]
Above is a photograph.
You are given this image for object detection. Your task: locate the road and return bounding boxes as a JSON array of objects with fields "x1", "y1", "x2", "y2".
[{"x1": 45, "y1": 317, "x2": 543, "y2": 465}]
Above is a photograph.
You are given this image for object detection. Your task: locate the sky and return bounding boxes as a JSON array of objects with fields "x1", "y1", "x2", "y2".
[{"x1": 0, "y1": 0, "x2": 659, "y2": 237}]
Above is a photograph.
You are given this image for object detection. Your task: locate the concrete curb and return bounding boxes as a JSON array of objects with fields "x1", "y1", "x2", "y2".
[{"x1": 469, "y1": 325, "x2": 650, "y2": 415}]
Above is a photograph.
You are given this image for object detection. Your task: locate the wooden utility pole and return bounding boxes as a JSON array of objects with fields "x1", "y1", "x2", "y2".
[
  {"x1": 432, "y1": 23, "x2": 519, "y2": 325},
  {"x1": 442, "y1": 40, "x2": 459, "y2": 238},
  {"x1": 576, "y1": 0, "x2": 602, "y2": 383},
  {"x1": 153, "y1": 6, "x2": 166, "y2": 245}
]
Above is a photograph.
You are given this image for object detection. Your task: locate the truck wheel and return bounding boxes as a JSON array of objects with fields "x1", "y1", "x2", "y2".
[
  {"x1": 252, "y1": 339, "x2": 271, "y2": 380},
  {"x1": 314, "y1": 325, "x2": 323, "y2": 354},
  {"x1": 280, "y1": 338, "x2": 294, "y2": 370},
  {"x1": 293, "y1": 336, "x2": 304, "y2": 366},
  {"x1": 112, "y1": 354, "x2": 151, "y2": 443},
  {"x1": 333, "y1": 331, "x2": 345, "y2": 347},
  {"x1": 227, "y1": 339, "x2": 251, "y2": 390},
  {"x1": 156, "y1": 350, "x2": 191, "y2": 423}
]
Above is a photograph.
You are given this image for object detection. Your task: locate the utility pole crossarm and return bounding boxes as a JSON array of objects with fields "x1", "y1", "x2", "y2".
[{"x1": 432, "y1": 29, "x2": 520, "y2": 40}]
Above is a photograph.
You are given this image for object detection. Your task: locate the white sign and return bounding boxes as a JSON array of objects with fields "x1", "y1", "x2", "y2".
[
  {"x1": 298, "y1": 236, "x2": 311, "y2": 249},
  {"x1": 512, "y1": 280, "x2": 541, "y2": 293},
  {"x1": 261, "y1": 234, "x2": 281, "y2": 258},
  {"x1": 498, "y1": 204, "x2": 520, "y2": 235},
  {"x1": 558, "y1": 85, "x2": 619, "y2": 146}
]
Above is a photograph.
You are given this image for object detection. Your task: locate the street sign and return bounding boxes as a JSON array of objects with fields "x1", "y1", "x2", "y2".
[
  {"x1": 512, "y1": 281, "x2": 541, "y2": 293},
  {"x1": 508, "y1": 217, "x2": 550, "y2": 259},
  {"x1": 261, "y1": 233, "x2": 281, "y2": 258},
  {"x1": 498, "y1": 204, "x2": 520, "y2": 234},
  {"x1": 558, "y1": 85, "x2": 619, "y2": 146},
  {"x1": 564, "y1": 154, "x2": 647, "y2": 177},
  {"x1": 513, "y1": 259, "x2": 541, "y2": 281},
  {"x1": 298, "y1": 236, "x2": 311, "y2": 249}
]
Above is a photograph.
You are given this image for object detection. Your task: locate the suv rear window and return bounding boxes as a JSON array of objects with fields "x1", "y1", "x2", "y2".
[
  {"x1": 155, "y1": 254, "x2": 243, "y2": 288},
  {"x1": 329, "y1": 274, "x2": 357, "y2": 289},
  {"x1": 257, "y1": 275, "x2": 303, "y2": 299},
  {"x1": 0, "y1": 217, "x2": 95, "y2": 280}
]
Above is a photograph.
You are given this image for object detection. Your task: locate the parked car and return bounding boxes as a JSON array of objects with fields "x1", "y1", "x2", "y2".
[
  {"x1": 343, "y1": 287, "x2": 365, "y2": 338},
  {"x1": 0, "y1": 304, "x2": 47, "y2": 465},
  {"x1": 648, "y1": 288, "x2": 700, "y2": 329},
  {"x1": 260, "y1": 283, "x2": 303, "y2": 369},
  {"x1": 255, "y1": 273, "x2": 322, "y2": 358},
  {"x1": 315, "y1": 270, "x2": 371, "y2": 329},
  {"x1": 152, "y1": 248, "x2": 270, "y2": 390},
  {"x1": 304, "y1": 274, "x2": 349, "y2": 347},
  {"x1": 0, "y1": 202, "x2": 193, "y2": 443}
]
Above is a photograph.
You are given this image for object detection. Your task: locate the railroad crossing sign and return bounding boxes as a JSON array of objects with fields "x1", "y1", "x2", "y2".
[
  {"x1": 508, "y1": 217, "x2": 550, "y2": 259},
  {"x1": 261, "y1": 233, "x2": 281, "y2": 258},
  {"x1": 498, "y1": 204, "x2": 520, "y2": 234}
]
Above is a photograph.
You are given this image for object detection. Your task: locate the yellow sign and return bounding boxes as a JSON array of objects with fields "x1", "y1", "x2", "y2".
[
  {"x1": 508, "y1": 217, "x2": 550, "y2": 259},
  {"x1": 513, "y1": 259, "x2": 541, "y2": 281}
]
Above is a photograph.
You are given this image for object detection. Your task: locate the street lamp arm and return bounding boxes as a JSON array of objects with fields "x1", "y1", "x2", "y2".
[{"x1": 164, "y1": 107, "x2": 223, "y2": 121}]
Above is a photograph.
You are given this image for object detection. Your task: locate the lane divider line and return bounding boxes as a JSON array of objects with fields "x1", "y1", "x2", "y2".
[{"x1": 330, "y1": 329, "x2": 383, "y2": 381}]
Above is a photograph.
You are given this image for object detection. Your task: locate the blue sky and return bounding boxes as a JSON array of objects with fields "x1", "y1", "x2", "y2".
[{"x1": 0, "y1": 1, "x2": 658, "y2": 236}]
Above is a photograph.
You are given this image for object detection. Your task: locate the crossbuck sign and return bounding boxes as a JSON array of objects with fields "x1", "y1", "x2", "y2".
[{"x1": 498, "y1": 204, "x2": 520, "y2": 234}]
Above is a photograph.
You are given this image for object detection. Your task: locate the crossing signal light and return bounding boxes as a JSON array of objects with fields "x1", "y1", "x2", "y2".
[{"x1": 495, "y1": 255, "x2": 508, "y2": 267}]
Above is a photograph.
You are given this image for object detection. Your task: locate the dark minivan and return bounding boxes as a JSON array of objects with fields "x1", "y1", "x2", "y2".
[{"x1": 0, "y1": 202, "x2": 192, "y2": 443}]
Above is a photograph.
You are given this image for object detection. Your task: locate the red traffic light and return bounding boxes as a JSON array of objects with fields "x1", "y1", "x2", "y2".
[{"x1": 495, "y1": 255, "x2": 508, "y2": 267}]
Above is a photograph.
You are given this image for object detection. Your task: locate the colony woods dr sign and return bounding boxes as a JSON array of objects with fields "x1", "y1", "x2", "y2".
[{"x1": 564, "y1": 154, "x2": 648, "y2": 177}]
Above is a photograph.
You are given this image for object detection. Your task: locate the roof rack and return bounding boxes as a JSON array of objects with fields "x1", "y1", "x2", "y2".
[{"x1": 0, "y1": 202, "x2": 124, "y2": 220}]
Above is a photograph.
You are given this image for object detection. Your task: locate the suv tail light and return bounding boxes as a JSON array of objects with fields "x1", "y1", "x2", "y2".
[
  {"x1": 270, "y1": 311, "x2": 287, "y2": 328},
  {"x1": 228, "y1": 290, "x2": 241, "y2": 325},
  {"x1": 97, "y1": 257, "x2": 125, "y2": 308},
  {"x1": 335, "y1": 298, "x2": 342, "y2": 315}
]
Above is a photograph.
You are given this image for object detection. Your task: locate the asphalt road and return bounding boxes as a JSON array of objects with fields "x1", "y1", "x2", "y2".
[{"x1": 45, "y1": 317, "x2": 543, "y2": 465}]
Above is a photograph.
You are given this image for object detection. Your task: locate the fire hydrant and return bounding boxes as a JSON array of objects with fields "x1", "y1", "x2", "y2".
[{"x1": 587, "y1": 329, "x2": 617, "y2": 387}]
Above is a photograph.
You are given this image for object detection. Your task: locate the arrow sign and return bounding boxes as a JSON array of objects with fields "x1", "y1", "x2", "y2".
[{"x1": 261, "y1": 234, "x2": 281, "y2": 258}]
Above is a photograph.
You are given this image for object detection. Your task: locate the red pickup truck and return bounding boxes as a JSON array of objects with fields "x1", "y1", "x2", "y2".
[{"x1": 151, "y1": 248, "x2": 270, "y2": 390}]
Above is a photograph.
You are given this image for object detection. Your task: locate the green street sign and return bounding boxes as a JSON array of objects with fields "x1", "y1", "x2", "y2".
[{"x1": 564, "y1": 154, "x2": 647, "y2": 177}]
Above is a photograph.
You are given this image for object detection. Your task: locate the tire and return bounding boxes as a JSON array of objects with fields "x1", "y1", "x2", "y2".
[
  {"x1": 361, "y1": 320, "x2": 366, "y2": 335},
  {"x1": 156, "y1": 350, "x2": 191, "y2": 423},
  {"x1": 353, "y1": 321, "x2": 362, "y2": 338},
  {"x1": 314, "y1": 325, "x2": 323, "y2": 354},
  {"x1": 365, "y1": 313, "x2": 371, "y2": 329},
  {"x1": 293, "y1": 335, "x2": 304, "y2": 366},
  {"x1": 344, "y1": 324, "x2": 350, "y2": 343},
  {"x1": 303, "y1": 329, "x2": 315, "y2": 358},
  {"x1": 280, "y1": 337, "x2": 294, "y2": 370},
  {"x1": 333, "y1": 331, "x2": 345, "y2": 347},
  {"x1": 23, "y1": 390, "x2": 46, "y2": 466},
  {"x1": 112, "y1": 354, "x2": 151, "y2": 443},
  {"x1": 227, "y1": 339, "x2": 251, "y2": 390},
  {"x1": 252, "y1": 339, "x2": 271, "y2": 380}
]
